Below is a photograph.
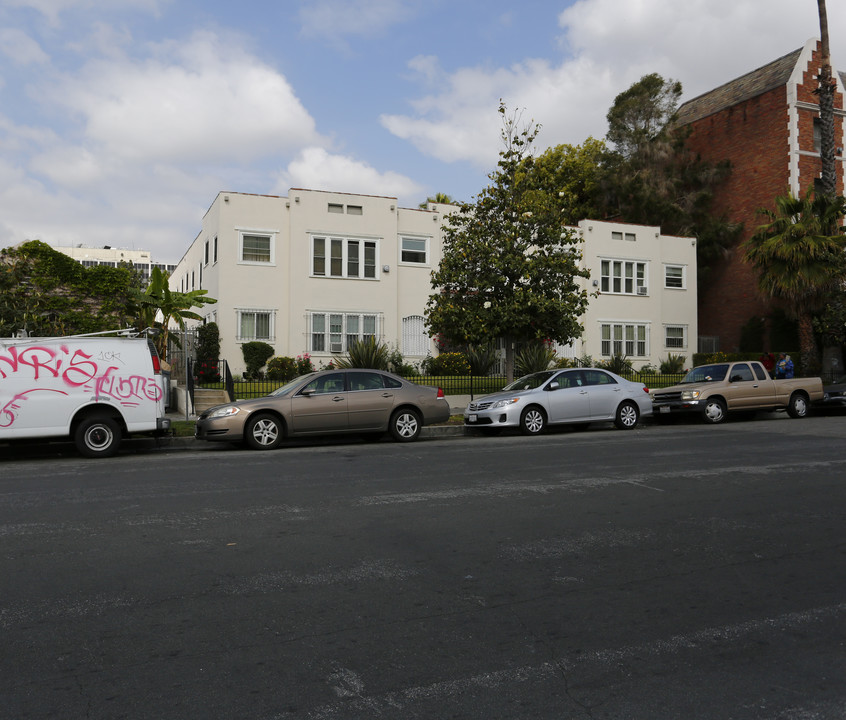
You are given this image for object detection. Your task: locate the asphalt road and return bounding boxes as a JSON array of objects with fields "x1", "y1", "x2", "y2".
[{"x1": 2, "y1": 412, "x2": 845, "y2": 719}]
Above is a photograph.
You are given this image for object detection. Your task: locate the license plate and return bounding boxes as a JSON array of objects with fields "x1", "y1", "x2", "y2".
[
  {"x1": 469, "y1": 414, "x2": 477, "y2": 422},
  {"x1": 659, "y1": 406, "x2": 670, "y2": 414}
]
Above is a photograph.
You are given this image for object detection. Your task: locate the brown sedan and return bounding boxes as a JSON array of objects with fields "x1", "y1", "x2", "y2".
[{"x1": 194, "y1": 369, "x2": 451, "y2": 449}]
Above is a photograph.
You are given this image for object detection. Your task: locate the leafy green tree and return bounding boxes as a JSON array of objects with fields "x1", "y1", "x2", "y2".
[
  {"x1": 518, "y1": 137, "x2": 607, "y2": 225},
  {"x1": 744, "y1": 190, "x2": 846, "y2": 372},
  {"x1": 602, "y1": 74, "x2": 741, "y2": 286},
  {"x1": 425, "y1": 104, "x2": 590, "y2": 381},
  {"x1": 0, "y1": 240, "x2": 135, "y2": 336},
  {"x1": 130, "y1": 266, "x2": 216, "y2": 361}
]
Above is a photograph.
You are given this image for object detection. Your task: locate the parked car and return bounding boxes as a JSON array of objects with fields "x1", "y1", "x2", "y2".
[
  {"x1": 464, "y1": 368, "x2": 652, "y2": 435},
  {"x1": 820, "y1": 376, "x2": 846, "y2": 408},
  {"x1": 194, "y1": 369, "x2": 450, "y2": 449}
]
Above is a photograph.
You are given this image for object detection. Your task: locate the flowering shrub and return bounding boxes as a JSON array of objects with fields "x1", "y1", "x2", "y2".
[
  {"x1": 267, "y1": 354, "x2": 316, "y2": 382},
  {"x1": 296, "y1": 353, "x2": 315, "y2": 375},
  {"x1": 195, "y1": 361, "x2": 221, "y2": 384},
  {"x1": 421, "y1": 352, "x2": 471, "y2": 376}
]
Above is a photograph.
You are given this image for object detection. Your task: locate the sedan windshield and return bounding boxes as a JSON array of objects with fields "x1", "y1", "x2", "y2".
[
  {"x1": 502, "y1": 371, "x2": 557, "y2": 392},
  {"x1": 680, "y1": 364, "x2": 729, "y2": 383},
  {"x1": 270, "y1": 373, "x2": 316, "y2": 397}
]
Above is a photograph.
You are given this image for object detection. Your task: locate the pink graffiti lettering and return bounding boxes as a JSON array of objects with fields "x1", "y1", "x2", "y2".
[
  {"x1": 1, "y1": 388, "x2": 69, "y2": 428},
  {"x1": 95, "y1": 368, "x2": 163, "y2": 404}
]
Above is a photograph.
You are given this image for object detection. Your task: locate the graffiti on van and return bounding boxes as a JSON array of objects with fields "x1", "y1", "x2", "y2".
[{"x1": 0, "y1": 344, "x2": 162, "y2": 427}]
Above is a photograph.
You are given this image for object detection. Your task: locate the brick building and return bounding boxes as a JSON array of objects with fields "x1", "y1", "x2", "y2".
[{"x1": 676, "y1": 38, "x2": 845, "y2": 352}]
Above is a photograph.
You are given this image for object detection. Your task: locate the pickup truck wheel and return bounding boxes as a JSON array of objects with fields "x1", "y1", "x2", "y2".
[
  {"x1": 614, "y1": 401, "x2": 639, "y2": 430},
  {"x1": 75, "y1": 415, "x2": 121, "y2": 458},
  {"x1": 702, "y1": 398, "x2": 727, "y2": 424},
  {"x1": 787, "y1": 393, "x2": 809, "y2": 419}
]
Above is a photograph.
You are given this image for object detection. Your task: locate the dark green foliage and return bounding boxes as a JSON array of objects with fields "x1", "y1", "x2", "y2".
[
  {"x1": 333, "y1": 337, "x2": 391, "y2": 370},
  {"x1": 738, "y1": 317, "x2": 765, "y2": 353},
  {"x1": 515, "y1": 342, "x2": 557, "y2": 376},
  {"x1": 597, "y1": 353, "x2": 633, "y2": 374},
  {"x1": 421, "y1": 352, "x2": 471, "y2": 376},
  {"x1": 0, "y1": 240, "x2": 135, "y2": 336},
  {"x1": 266, "y1": 356, "x2": 298, "y2": 382},
  {"x1": 241, "y1": 341, "x2": 274, "y2": 379},
  {"x1": 195, "y1": 322, "x2": 221, "y2": 383},
  {"x1": 465, "y1": 343, "x2": 499, "y2": 376},
  {"x1": 659, "y1": 353, "x2": 686, "y2": 374}
]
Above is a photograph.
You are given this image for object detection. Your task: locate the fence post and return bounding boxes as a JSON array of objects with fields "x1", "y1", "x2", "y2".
[
  {"x1": 186, "y1": 357, "x2": 194, "y2": 420},
  {"x1": 224, "y1": 360, "x2": 235, "y2": 402}
]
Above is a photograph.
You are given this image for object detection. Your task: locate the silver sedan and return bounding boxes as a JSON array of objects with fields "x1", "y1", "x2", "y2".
[{"x1": 464, "y1": 368, "x2": 652, "y2": 435}]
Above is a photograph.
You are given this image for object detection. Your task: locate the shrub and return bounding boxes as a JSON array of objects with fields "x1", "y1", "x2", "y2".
[
  {"x1": 515, "y1": 342, "x2": 557, "y2": 376},
  {"x1": 466, "y1": 343, "x2": 499, "y2": 376},
  {"x1": 597, "y1": 353, "x2": 633, "y2": 374},
  {"x1": 296, "y1": 353, "x2": 315, "y2": 375},
  {"x1": 659, "y1": 353, "x2": 686, "y2": 374},
  {"x1": 194, "y1": 322, "x2": 221, "y2": 383},
  {"x1": 242, "y1": 341, "x2": 274, "y2": 379},
  {"x1": 421, "y1": 352, "x2": 470, "y2": 376},
  {"x1": 333, "y1": 337, "x2": 391, "y2": 370},
  {"x1": 266, "y1": 356, "x2": 297, "y2": 382}
]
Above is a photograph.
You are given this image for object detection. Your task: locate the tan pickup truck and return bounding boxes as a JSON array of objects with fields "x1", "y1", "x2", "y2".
[{"x1": 651, "y1": 360, "x2": 823, "y2": 424}]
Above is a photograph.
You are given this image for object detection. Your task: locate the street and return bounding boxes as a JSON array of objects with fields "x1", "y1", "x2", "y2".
[{"x1": 2, "y1": 413, "x2": 845, "y2": 719}]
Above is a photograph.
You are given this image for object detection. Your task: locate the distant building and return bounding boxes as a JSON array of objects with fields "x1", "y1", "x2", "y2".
[
  {"x1": 676, "y1": 38, "x2": 845, "y2": 352},
  {"x1": 172, "y1": 190, "x2": 698, "y2": 376},
  {"x1": 53, "y1": 245, "x2": 176, "y2": 283}
]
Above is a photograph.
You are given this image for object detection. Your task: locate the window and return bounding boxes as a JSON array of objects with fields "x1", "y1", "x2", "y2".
[
  {"x1": 601, "y1": 322, "x2": 648, "y2": 357},
  {"x1": 401, "y1": 237, "x2": 429, "y2": 264},
  {"x1": 346, "y1": 205, "x2": 363, "y2": 215},
  {"x1": 600, "y1": 260, "x2": 647, "y2": 295},
  {"x1": 213, "y1": 236, "x2": 218, "y2": 263},
  {"x1": 611, "y1": 231, "x2": 636, "y2": 242},
  {"x1": 813, "y1": 117, "x2": 821, "y2": 153},
  {"x1": 239, "y1": 233, "x2": 274, "y2": 264},
  {"x1": 402, "y1": 315, "x2": 429, "y2": 356},
  {"x1": 328, "y1": 203, "x2": 344, "y2": 214},
  {"x1": 312, "y1": 236, "x2": 378, "y2": 279},
  {"x1": 665, "y1": 265, "x2": 685, "y2": 289},
  {"x1": 237, "y1": 309, "x2": 275, "y2": 341},
  {"x1": 310, "y1": 312, "x2": 380, "y2": 353},
  {"x1": 665, "y1": 325, "x2": 686, "y2": 349},
  {"x1": 204, "y1": 240, "x2": 209, "y2": 266}
]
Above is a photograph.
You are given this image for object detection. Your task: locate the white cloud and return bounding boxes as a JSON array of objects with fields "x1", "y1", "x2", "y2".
[
  {"x1": 4, "y1": 0, "x2": 166, "y2": 26},
  {"x1": 299, "y1": 0, "x2": 413, "y2": 40},
  {"x1": 383, "y1": 0, "x2": 846, "y2": 167},
  {"x1": 44, "y1": 30, "x2": 324, "y2": 167},
  {"x1": 0, "y1": 28, "x2": 49, "y2": 66},
  {"x1": 278, "y1": 146, "x2": 424, "y2": 201}
]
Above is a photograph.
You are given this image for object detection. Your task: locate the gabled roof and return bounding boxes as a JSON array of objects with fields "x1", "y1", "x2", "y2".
[{"x1": 676, "y1": 48, "x2": 802, "y2": 126}]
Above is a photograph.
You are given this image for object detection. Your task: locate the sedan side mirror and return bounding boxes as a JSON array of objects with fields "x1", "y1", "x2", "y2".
[{"x1": 547, "y1": 381, "x2": 560, "y2": 391}]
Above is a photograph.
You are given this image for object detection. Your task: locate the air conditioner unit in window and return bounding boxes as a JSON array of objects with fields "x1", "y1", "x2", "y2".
[
  {"x1": 330, "y1": 342, "x2": 343, "y2": 353},
  {"x1": 637, "y1": 287, "x2": 648, "y2": 295}
]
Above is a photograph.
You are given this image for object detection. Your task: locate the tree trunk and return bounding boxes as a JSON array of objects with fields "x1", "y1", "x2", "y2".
[
  {"x1": 504, "y1": 338, "x2": 515, "y2": 383},
  {"x1": 797, "y1": 310, "x2": 819, "y2": 375},
  {"x1": 817, "y1": 0, "x2": 837, "y2": 199}
]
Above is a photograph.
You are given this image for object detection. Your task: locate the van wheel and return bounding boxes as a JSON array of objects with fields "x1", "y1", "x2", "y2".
[
  {"x1": 787, "y1": 393, "x2": 809, "y2": 418},
  {"x1": 75, "y1": 416, "x2": 121, "y2": 458},
  {"x1": 245, "y1": 413, "x2": 283, "y2": 450}
]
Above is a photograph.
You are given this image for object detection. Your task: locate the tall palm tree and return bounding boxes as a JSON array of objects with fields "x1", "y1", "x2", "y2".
[
  {"x1": 744, "y1": 190, "x2": 846, "y2": 372},
  {"x1": 817, "y1": 0, "x2": 837, "y2": 199}
]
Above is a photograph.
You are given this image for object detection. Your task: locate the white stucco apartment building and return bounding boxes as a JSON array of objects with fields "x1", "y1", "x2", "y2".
[{"x1": 171, "y1": 189, "x2": 697, "y2": 376}]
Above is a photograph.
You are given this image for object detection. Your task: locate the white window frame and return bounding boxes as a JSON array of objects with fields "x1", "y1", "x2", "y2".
[
  {"x1": 664, "y1": 324, "x2": 687, "y2": 350},
  {"x1": 600, "y1": 322, "x2": 649, "y2": 358},
  {"x1": 309, "y1": 312, "x2": 381, "y2": 353},
  {"x1": 238, "y1": 229, "x2": 276, "y2": 265},
  {"x1": 311, "y1": 236, "x2": 379, "y2": 279},
  {"x1": 236, "y1": 309, "x2": 276, "y2": 342},
  {"x1": 400, "y1": 236, "x2": 430, "y2": 265},
  {"x1": 664, "y1": 264, "x2": 686, "y2": 289},
  {"x1": 402, "y1": 315, "x2": 429, "y2": 356},
  {"x1": 600, "y1": 259, "x2": 648, "y2": 295}
]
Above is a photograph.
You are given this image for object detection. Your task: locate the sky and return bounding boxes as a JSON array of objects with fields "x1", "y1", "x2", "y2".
[{"x1": 0, "y1": 0, "x2": 843, "y2": 265}]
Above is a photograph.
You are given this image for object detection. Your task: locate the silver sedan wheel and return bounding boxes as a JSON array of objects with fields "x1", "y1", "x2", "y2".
[
  {"x1": 614, "y1": 401, "x2": 639, "y2": 430},
  {"x1": 520, "y1": 407, "x2": 546, "y2": 435}
]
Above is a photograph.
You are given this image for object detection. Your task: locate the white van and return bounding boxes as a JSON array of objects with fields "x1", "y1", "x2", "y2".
[{"x1": 0, "y1": 331, "x2": 171, "y2": 457}]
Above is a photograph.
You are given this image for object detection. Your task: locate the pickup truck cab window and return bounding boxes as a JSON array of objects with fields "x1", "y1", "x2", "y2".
[
  {"x1": 729, "y1": 364, "x2": 754, "y2": 382},
  {"x1": 752, "y1": 362, "x2": 769, "y2": 381}
]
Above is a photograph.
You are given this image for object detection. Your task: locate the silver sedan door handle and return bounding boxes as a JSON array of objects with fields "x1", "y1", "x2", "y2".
[{"x1": 332, "y1": 396, "x2": 344, "y2": 402}]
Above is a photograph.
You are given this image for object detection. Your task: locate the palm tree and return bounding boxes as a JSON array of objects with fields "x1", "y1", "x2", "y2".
[
  {"x1": 816, "y1": 0, "x2": 837, "y2": 199},
  {"x1": 418, "y1": 192, "x2": 455, "y2": 209},
  {"x1": 744, "y1": 190, "x2": 846, "y2": 372}
]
